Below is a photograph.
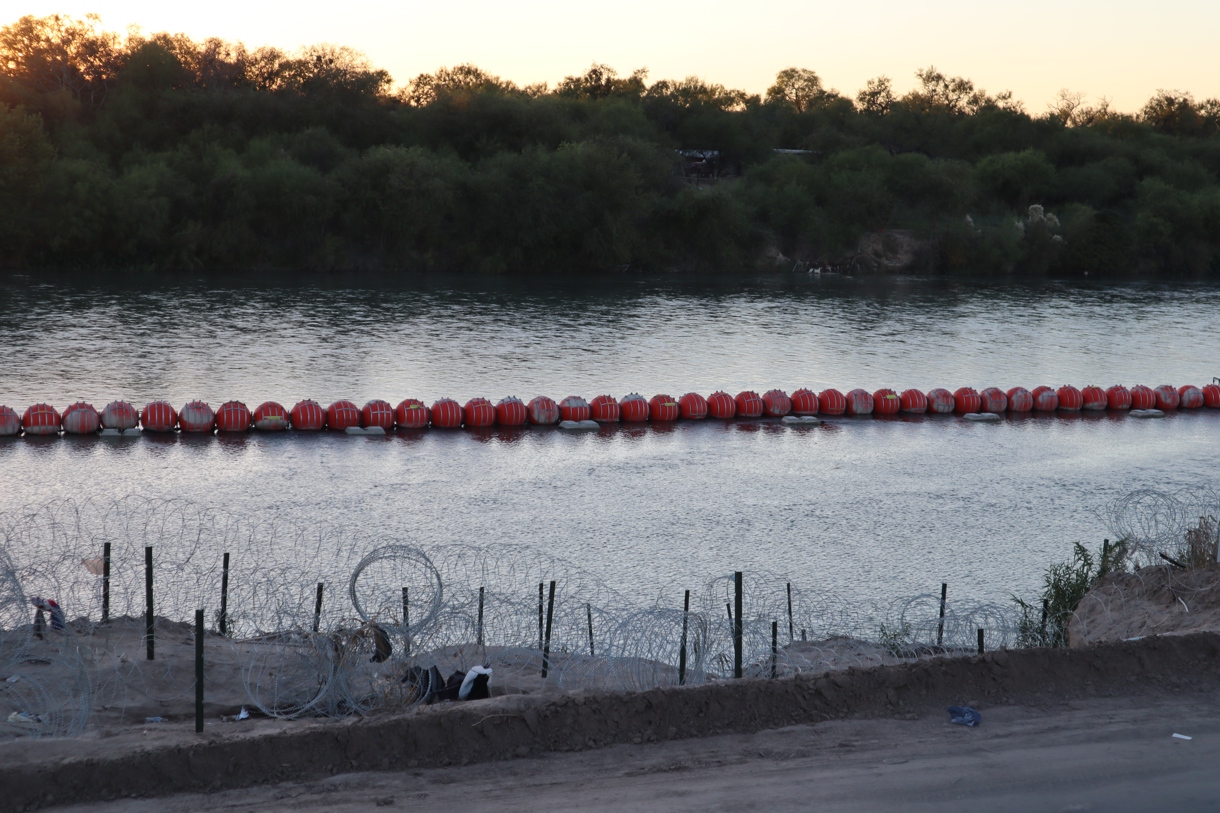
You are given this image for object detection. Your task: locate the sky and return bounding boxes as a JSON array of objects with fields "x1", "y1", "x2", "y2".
[{"x1": 13, "y1": 0, "x2": 1220, "y2": 112}]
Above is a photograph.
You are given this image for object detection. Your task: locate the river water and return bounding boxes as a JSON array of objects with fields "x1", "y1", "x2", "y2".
[{"x1": 1, "y1": 273, "x2": 1217, "y2": 607}]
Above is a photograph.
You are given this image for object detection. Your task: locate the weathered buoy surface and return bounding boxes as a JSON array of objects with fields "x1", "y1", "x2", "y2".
[
  {"x1": 21, "y1": 404, "x2": 61, "y2": 435},
  {"x1": 61, "y1": 402, "x2": 100, "y2": 434},
  {"x1": 620, "y1": 393, "x2": 649, "y2": 422},
  {"x1": 926, "y1": 388, "x2": 955, "y2": 414},
  {"x1": 101, "y1": 400, "x2": 139, "y2": 430},
  {"x1": 781, "y1": 415, "x2": 821, "y2": 425},
  {"x1": 326, "y1": 400, "x2": 361, "y2": 430},
  {"x1": 396, "y1": 398, "x2": 430, "y2": 429},
  {"x1": 558, "y1": 396, "x2": 590, "y2": 423},
  {"x1": 215, "y1": 401, "x2": 251, "y2": 432},
  {"x1": 527, "y1": 395, "x2": 560, "y2": 425},
  {"x1": 790, "y1": 388, "x2": 819, "y2": 416},
  {"x1": 1105, "y1": 385, "x2": 1132, "y2": 410},
  {"x1": 1131, "y1": 408, "x2": 1165, "y2": 419},
  {"x1": 1030, "y1": 386, "x2": 1058, "y2": 411},
  {"x1": 649, "y1": 394, "x2": 680, "y2": 421},
  {"x1": 964, "y1": 412, "x2": 1001, "y2": 422},
  {"x1": 761, "y1": 389, "x2": 792, "y2": 417},
  {"x1": 1153, "y1": 385, "x2": 1180, "y2": 410},
  {"x1": 873, "y1": 389, "x2": 901, "y2": 415},
  {"x1": 818, "y1": 389, "x2": 847, "y2": 416},
  {"x1": 431, "y1": 398, "x2": 463, "y2": 428},
  {"x1": 979, "y1": 387, "x2": 1007, "y2": 413},
  {"x1": 0, "y1": 406, "x2": 20, "y2": 436},
  {"x1": 1056, "y1": 385, "x2": 1083, "y2": 411},
  {"x1": 589, "y1": 394, "x2": 620, "y2": 422},
  {"x1": 845, "y1": 388, "x2": 874, "y2": 416},
  {"x1": 291, "y1": 400, "x2": 327, "y2": 431},
  {"x1": 734, "y1": 391, "x2": 764, "y2": 418},
  {"x1": 899, "y1": 389, "x2": 927, "y2": 413},
  {"x1": 253, "y1": 401, "x2": 289, "y2": 431},
  {"x1": 362, "y1": 399, "x2": 395, "y2": 429},
  {"x1": 559, "y1": 419, "x2": 599, "y2": 430},
  {"x1": 678, "y1": 392, "x2": 708, "y2": 420},
  {"x1": 141, "y1": 401, "x2": 177, "y2": 432},
  {"x1": 953, "y1": 387, "x2": 981, "y2": 413},
  {"x1": 1203, "y1": 384, "x2": 1220, "y2": 408},
  {"x1": 179, "y1": 400, "x2": 215, "y2": 433},
  {"x1": 1129, "y1": 385, "x2": 1156, "y2": 410},
  {"x1": 494, "y1": 396, "x2": 527, "y2": 426},
  {"x1": 1177, "y1": 385, "x2": 1204, "y2": 409},
  {"x1": 1006, "y1": 387, "x2": 1033, "y2": 412},
  {"x1": 463, "y1": 397, "x2": 496, "y2": 427},
  {"x1": 706, "y1": 391, "x2": 736, "y2": 419},
  {"x1": 1081, "y1": 386, "x2": 1107, "y2": 411}
]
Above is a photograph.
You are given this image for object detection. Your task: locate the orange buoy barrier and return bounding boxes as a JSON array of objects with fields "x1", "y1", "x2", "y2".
[
  {"x1": 1006, "y1": 387, "x2": 1033, "y2": 412},
  {"x1": 762, "y1": 389, "x2": 792, "y2": 417},
  {"x1": 1056, "y1": 385, "x2": 1083, "y2": 411},
  {"x1": 141, "y1": 401, "x2": 177, "y2": 432},
  {"x1": 925, "y1": 388, "x2": 954, "y2": 413},
  {"x1": 431, "y1": 398, "x2": 463, "y2": 428},
  {"x1": 818, "y1": 389, "x2": 847, "y2": 416},
  {"x1": 215, "y1": 401, "x2": 251, "y2": 432},
  {"x1": 463, "y1": 397, "x2": 496, "y2": 427},
  {"x1": 790, "y1": 388, "x2": 819, "y2": 415},
  {"x1": 291, "y1": 400, "x2": 327, "y2": 430},
  {"x1": 1030, "y1": 386, "x2": 1058, "y2": 411},
  {"x1": 978, "y1": 387, "x2": 1007, "y2": 414},
  {"x1": 649, "y1": 394, "x2": 680, "y2": 421},
  {"x1": 953, "y1": 387, "x2": 981, "y2": 413},
  {"x1": 678, "y1": 392, "x2": 708, "y2": 419},
  {"x1": 845, "y1": 388, "x2": 874, "y2": 416},
  {"x1": 1153, "y1": 385, "x2": 1180, "y2": 410},
  {"x1": 22, "y1": 404, "x2": 61, "y2": 435},
  {"x1": 528, "y1": 395, "x2": 560, "y2": 425},
  {"x1": 873, "y1": 389, "x2": 901, "y2": 415},
  {"x1": 254, "y1": 401, "x2": 289, "y2": 431},
  {"x1": 734, "y1": 391, "x2": 764, "y2": 418},
  {"x1": 1106, "y1": 385, "x2": 1131, "y2": 410},
  {"x1": 899, "y1": 389, "x2": 927, "y2": 413},
  {"x1": 179, "y1": 400, "x2": 215, "y2": 433},
  {"x1": 620, "y1": 393, "x2": 649, "y2": 422},
  {"x1": 362, "y1": 399, "x2": 395, "y2": 429},
  {"x1": 101, "y1": 400, "x2": 139, "y2": 430},
  {"x1": 0, "y1": 405, "x2": 19, "y2": 435},
  {"x1": 1203, "y1": 384, "x2": 1220, "y2": 408},
  {"x1": 1081, "y1": 386, "x2": 1107, "y2": 411},
  {"x1": 495, "y1": 396, "x2": 527, "y2": 426},
  {"x1": 706, "y1": 391, "x2": 736, "y2": 419},
  {"x1": 589, "y1": 394, "x2": 620, "y2": 422},
  {"x1": 1129, "y1": 385, "x2": 1156, "y2": 410},
  {"x1": 1178, "y1": 385, "x2": 1204, "y2": 409},
  {"x1": 559, "y1": 396, "x2": 590, "y2": 422},
  {"x1": 62, "y1": 402, "x2": 100, "y2": 434},
  {"x1": 327, "y1": 400, "x2": 361, "y2": 430},
  {"x1": 396, "y1": 398, "x2": 430, "y2": 429}
]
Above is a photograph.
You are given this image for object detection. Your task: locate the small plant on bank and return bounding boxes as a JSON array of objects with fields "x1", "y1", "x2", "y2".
[
  {"x1": 876, "y1": 621, "x2": 913, "y2": 656},
  {"x1": 1014, "y1": 539, "x2": 1130, "y2": 648},
  {"x1": 1169, "y1": 515, "x2": 1220, "y2": 569}
]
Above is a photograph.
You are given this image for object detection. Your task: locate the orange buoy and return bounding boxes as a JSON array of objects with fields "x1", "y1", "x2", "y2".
[
  {"x1": 21, "y1": 404, "x2": 60, "y2": 435},
  {"x1": 735, "y1": 391, "x2": 764, "y2": 418},
  {"x1": 396, "y1": 398, "x2": 430, "y2": 429},
  {"x1": 1081, "y1": 386, "x2": 1107, "y2": 411},
  {"x1": 706, "y1": 391, "x2": 736, "y2": 419},
  {"x1": 620, "y1": 393, "x2": 649, "y2": 422},
  {"x1": 790, "y1": 388, "x2": 819, "y2": 415},
  {"x1": 327, "y1": 400, "x2": 361, "y2": 430},
  {"x1": 1178, "y1": 385, "x2": 1204, "y2": 409},
  {"x1": 1030, "y1": 386, "x2": 1058, "y2": 411},
  {"x1": 953, "y1": 387, "x2": 981, "y2": 413},
  {"x1": 1203, "y1": 384, "x2": 1220, "y2": 408},
  {"x1": 589, "y1": 394, "x2": 620, "y2": 422},
  {"x1": 215, "y1": 401, "x2": 252, "y2": 432},
  {"x1": 253, "y1": 401, "x2": 289, "y2": 431},
  {"x1": 926, "y1": 388, "x2": 955, "y2": 413},
  {"x1": 845, "y1": 389, "x2": 874, "y2": 416},
  {"x1": 495, "y1": 396, "x2": 527, "y2": 426},
  {"x1": 431, "y1": 398, "x2": 463, "y2": 428},
  {"x1": 818, "y1": 389, "x2": 847, "y2": 416},
  {"x1": 463, "y1": 397, "x2": 496, "y2": 427},
  {"x1": 1153, "y1": 385, "x2": 1179, "y2": 410},
  {"x1": 978, "y1": 387, "x2": 1007, "y2": 414},
  {"x1": 1006, "y1": 387, "x2": 1033, "y2": 412},
  {"x1": 559, "y1": 396, "x2": 590, "y2": 422},
  {"x1": 61, "y1": 402, "x2": 100, "y2": 434},
  {"x1": 1129, "y1": 385, "x2": 1156, "y2": 410},
  {"x1": 761, "y1": 389, "x2": 792, "y2": 417},
  {"x1": 101, "y1": 401, "x2": 139, "y2": 430},
  {"x1": 649, "y1": 394, "x2": 680, "y2": 421},
  {"x1": 873, "y1": 389, "x2": 901, "y2": 415},
  {"x1": 291, "y1": 400, "x2": 327, "y2": 430},
  {"x1": 527, "y1": 396, "x2": 560, "y2": 425},
  {"x1": 1055, "y1": 385, "x2": 1083, "y2": 411},
  {"x1": 899, "y1": 389, "x2": 927, "y2": 413},
  {"x1": 0, "y1": 405, "x2": 19, "y2": 435},
  {"x1": 179, "y1": 400, "x2": 215, "y2": 433},
  {"x1": 362, "y1": 399, "x2": 395, "y2": 429},
  {"x1": 678, "y1": 392, "x2": 708, "y2": 419},
  {"x1": 1105, "y1": 385, "x2": 1131, "y2": 410},
  {"x1": 141, "y1": 401, "x2": 178, "y2": 432}
]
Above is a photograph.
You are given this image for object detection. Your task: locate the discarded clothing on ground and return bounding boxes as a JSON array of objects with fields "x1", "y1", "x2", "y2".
[{"x1": 947, "y1": 705, "x2": 982, "y2": 727}]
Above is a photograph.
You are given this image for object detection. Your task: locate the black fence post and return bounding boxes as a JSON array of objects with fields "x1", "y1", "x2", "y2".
[
  {"x1": 195, "y1": 609, "x2": 205, "y2": 733},
  {"x1": 218, "y1": 552, "x2": 230, "y2": 636},
  {"x1": 538, "y1": 582, "x2": 544, "y2": 651},
  {"x1": 1040, "y1": 598, "x2": 1049, "y2": 644},
  {"x1": 541, "y1": 580, "x2": 556, "y2": 678},
  {"x1": 771, "y1": 620, "x2": 778, "y2": 679},
  {"x1": 678, "y1": 589, "x2": 690, "y2": 686},
  {"x1": 586, "y1": 602, "x2": 595, "y2": 657},
  {"x1": 977, "y1": 628, "x2": 985, "y2": 655},
  {"x1": 144, "y1": 546, "x2": 154, "y2": 660},
  {"x1": 477, "y1": 586, "x2": 485, "y2": 650},
  {"x1": 313, "y1": 582, "x2": 324, "y2": 633},
  {"x1": 733, "y1": 571, "x2": 743, "y2": 680},
  {"x1": 786, "y1": 582, "x2": 794, "y2": 643},
  {"x1": 101, "y1": 541, "x2": 111, "y2": 623},
  {"x1": 402, "y1": 587, "x2": 410, "y2": 657},
  {"x1": 936, "y1": 582, "x2": 947, "y2": 648}
]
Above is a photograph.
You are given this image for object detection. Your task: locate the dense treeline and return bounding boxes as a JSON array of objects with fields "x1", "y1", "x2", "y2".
[{"x1": 2, "y1": 14, "x2": 1219, "y2": 275}]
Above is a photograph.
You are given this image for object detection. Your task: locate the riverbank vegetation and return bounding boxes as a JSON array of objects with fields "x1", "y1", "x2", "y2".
[{"x1": 2, "y1": 14, "x2": 1219, "y2": 275}]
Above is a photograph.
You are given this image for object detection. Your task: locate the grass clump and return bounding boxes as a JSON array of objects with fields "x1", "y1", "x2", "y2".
[{"x1": 1014, "y1": 539, "x2": 1130, "y2": 648}]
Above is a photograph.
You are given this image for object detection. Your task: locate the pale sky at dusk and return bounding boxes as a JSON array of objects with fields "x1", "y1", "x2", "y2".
[{"x1": 12, "y1": 0, "x2": 1220, "y2": 112}]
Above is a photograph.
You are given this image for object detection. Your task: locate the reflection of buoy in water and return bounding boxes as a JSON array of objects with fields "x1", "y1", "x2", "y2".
[
  {"x1": 1081, "y1": 386, "x2": 1107, "y2": 410},
  {"x1": 620, "y1": 393, "x2": 649, "y2": 422},
  {"x1": 1105, "y1": 385, "x2": 1131, "y2": 410},
  {"x1": 326, "y1": 400, "x2": 360, "y2": 430},
  {"x1": 1030, "y1": 386, "x2": 1058, "y2": 411},
  {"x1": 141, "y1": 401, "x2": 177, "y2": 432},
  {"x1": 362, "y1": 399, "x2": 395, "y2": 429},
  {"x1": 845, "y1": 388, "x2": 874, "y2": 416},
  {"x1": 899, "y1": 389, "x2": 927, "y2": 413},
  {"x1": 762, "y1": 389, "x2": 792, "y2": 417},
  {"x1": 818, "y1": 389, "x2": 847, "y2": 416},
  {"x1": 254, "y1": 401, "x2": 290, "y2": 431},
  {"x1": 1203, "y1": 384, "x2": 1220, "y2": 408},
  {"x1": 706, "y1": 391, "x2": 736, "y2": 419},
  {"x1": 494, "y1": 396, "x2": 527, "y2": 426},
  {"x1": 649, "y1": 394, "x2": 680, "y2": 421},
  {"x1": 0, "y1": 405, "x2": 20, "y2": 436},
  {"x1": 925, "y1": 388, "x2": 955, "y2": 413},
  {"x1": 215, "y1": 401, "x2": 251, "y2": 432},
  {"x1": 179, "y1": 400, "x2": 215, "y2": 433},
  {"x1": 61, "y1": 402, "x2": 100, "y2": 434},
  {"x1": 291, "y1": 399, "x2": 327, "y2": 430},
  {"x1": 873, "y1": 389, "x2": 900, "y2": 415},
  {"x1": 953, "y1": 387, "x2": 981, "y2": 413},
  {"x1": 101, "y1": 400, "x2": 139, "y2": 430},
  {"x1": 734, "y1": 391, "x2": 764, "y2": 418},
  {"x1": 431, "y1": 398, "x2": 463, "y2": 428},
  {"x1": 790, "y1": 388, "x2": 819, "y2": 415},
  {"x1": 678, "y1": 392, "x2": 708, "y2": 419},
  {"x1": 1006, "y1": 387, "x2": 1033, "y2": 412},
  {"x1": 1056, "y1": 385, "x2": 1083, "y2": 411},
  {"x1": 1129, "y1": 385, "x2": 1156, "y2": 410},
  {"x1": 589, "y1": 394, "x2": 620, "y2": 422},
  {"x1": 558, "y1": 396, "x2": 590, "y2": 422},
  {"x1": 1153, "y1": 385, "x2": 1180, "y2": 410},
  {"x1": 395, "y1": 398, "x2": 430, "y2": 429},
  {"x1": 462, "y1": 397, "x2": 496, "y2": 427},
  {"x1": 1177, "y1": 385, "x2": 1204, "y2": 409}
]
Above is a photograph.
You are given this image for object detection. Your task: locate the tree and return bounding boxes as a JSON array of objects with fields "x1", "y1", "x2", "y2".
[
  {"x1": 855, "y1": 76, "x2": 894, "y2": 114},
  {"x1": 902, "y1": 66, "x2": 988, "y2": 115},
  {"x1": 0, "y1": 14, "x2": 123, "y2": 108},
  {"x1": 765, "y1": 67, "x2": 833, "y2": 112},
  {"x1": 400, "y1": 64, "x2": 517, "y2": 106},
  {"x1": 644, "y1": 76, "x2": 752, "y2": 111},
  {"x1": 556, "y1": 63, "x2": 648, "y2": 100}
]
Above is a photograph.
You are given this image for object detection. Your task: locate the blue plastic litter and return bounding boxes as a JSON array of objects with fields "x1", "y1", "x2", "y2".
[{"x1": 947, "y1": 706, "x2": 982, "y2": 727}]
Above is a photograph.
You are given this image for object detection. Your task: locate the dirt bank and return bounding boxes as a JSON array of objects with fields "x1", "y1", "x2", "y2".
[{"x1": 1071, "y1": 565, "x2": 1220, "y2": 645}]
